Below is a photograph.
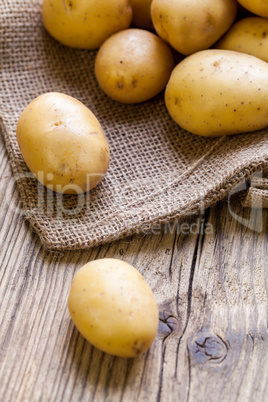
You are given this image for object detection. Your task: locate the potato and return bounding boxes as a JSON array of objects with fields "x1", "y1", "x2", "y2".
[
  {"x1": 216, "y1": 17, "x2": 268, "y2": 62},
  {"x1": 94, "y1": 28, "x2": 175, "y2": 104},
  {"x1": 42, "y1": 0, "x2": 132, "y2": 49},
  {"x1": 68, "y1": 258, "x2": 159, "y2": 358},
  {"x1": 165, "y1": 49, "x2": 268, "y2": 137},
  {"x1": 151, "y1": 0, "x2": 237, "y2": 55},
  {"x1": 16, "y1": 92, "x2": 110, "y2": 194},
  {"x1": 130, "y1": 0, "x2": 154, "y2": 30},
  {"x1": 236, "y1": 0, "x2": 268, "y2": 18}
]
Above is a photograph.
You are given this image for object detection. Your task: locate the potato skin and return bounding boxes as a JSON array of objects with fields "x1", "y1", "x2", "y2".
[
  {"x1": 16, "y1": 92, "x2": 110, "y2": 194},
  {"x1": 216, "y1": 17, "x2": 268, "y2": 62},
  {"x1": 42, "y1": 0, "x2": 132, "y2": 49},
  {"x1": 151, "y1": 0, "x2": 237, "y2": 55},
  {"x1": 68, "y1": 259, "x2": 159, "y2": 358},
  {"x1": 236, "y1": 0, "x2": 268, "y2": 18},
  {"x1": 165, "y1": 49, "x2": 268, "y2": 137},
  {"x1": 95, "y1": 28, "x2": 175, "y2": 104}
]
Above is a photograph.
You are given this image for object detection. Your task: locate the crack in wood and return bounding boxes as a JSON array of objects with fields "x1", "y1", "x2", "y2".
[
  {"x1": 156, "y1": 344, "x2": 166, "y2": 402},
  {"x1": 199, "y1": 209, "x2": 210, "y2": 255},
  {"x1": 186, "y1": 345, "x2": 192, "y2": 402},
  {"x1": 175, "y1": 230, "x2": 201, "y2": 377},
  {"x1": 168, "y1": 223, "x2": 178, "y2": 280}
]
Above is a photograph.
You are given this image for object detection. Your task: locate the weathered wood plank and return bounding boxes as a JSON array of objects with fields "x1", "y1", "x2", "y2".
[{"x1": 157, "y1": 205, "x2": 268, "y2": 402}]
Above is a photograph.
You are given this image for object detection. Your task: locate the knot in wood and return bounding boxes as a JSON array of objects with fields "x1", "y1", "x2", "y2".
[
  {"x1": 158, "y1": 311, "x2": 179, "y2": 338},
  {"x1": 188, "y1": 332, "x2": 228, "y2": 364}
]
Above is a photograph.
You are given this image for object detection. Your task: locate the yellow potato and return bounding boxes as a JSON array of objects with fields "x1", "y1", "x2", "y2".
[
  {"x1": 130, "y1": 0, "x2": 154, "y2": 30},
  {"x1": 16, "y1": 92, "x2": 110, "y2": 194},
  {"x1": 95, "y1": 28, "x2": 175, "y2": 104},
  {"x1": 216, "y1": 17, "x2": 268, "y2": 62},
  {"x1": 151, "y1": 0, "x2": 237, "y2": 55},
  {"x1": 68, "y1": 259, "x2": 159, "y2": 358},
  {"x1": 42, "y1": 0, "x2": 132, "y2": 49},
  {"x1": 236, "y1": 0, "x2": 268, "y2": 18},
  {"x1": 165, "y1": 49, "x2": 268, "y2": 137}
]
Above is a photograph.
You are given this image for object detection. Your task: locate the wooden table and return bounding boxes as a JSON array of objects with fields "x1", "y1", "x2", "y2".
[{"x1": 1, "y1": 130, "x2": 268, "y2": 402}]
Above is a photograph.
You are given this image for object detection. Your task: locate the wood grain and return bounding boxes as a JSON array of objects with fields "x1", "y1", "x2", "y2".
[{"x1": 0, "y1": 131, "x2": 268, "y2": 402}]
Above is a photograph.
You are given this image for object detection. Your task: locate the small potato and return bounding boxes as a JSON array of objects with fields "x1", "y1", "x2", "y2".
[
  {"x1": 16, "y1": 92, "x2": 110, "y2": 194},
  {"x1": 165, "y1": 49, "x2": 268, "y2": 137},
  {"x1": 216, "y1": 17, "x2": 268, "y2": 62},
  {"x1": 236, "y1": 0, "x2": 268, "y2": 18},
  {"x1": 42, "y1": 0, "x2": 132, "y2": 49},
  {"x1": 151, "y1": 0, "x2": 237, "y2": 55},
  {"x1": 68, "y1": 259, "x2": 159, "y2": 358},
  {"x1": 130, "y1": 0, "x2": 154, "y2": 30},
  {"x1": 94, "y1": 28, "x2": 175, "y2": 104}
]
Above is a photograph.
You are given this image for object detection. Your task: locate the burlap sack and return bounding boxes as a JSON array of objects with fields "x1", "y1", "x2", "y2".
[
  {"x1": 241, "y1": 170, "x2": 268, "y2": 208},
  {"x1": 1, "y1": 0, "x2": 268, "y2": 251}
]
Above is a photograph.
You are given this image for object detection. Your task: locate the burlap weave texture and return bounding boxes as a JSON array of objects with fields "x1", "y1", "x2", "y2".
[{"x1": 1, "y1": 0, "x2": 268, "y2": 251}]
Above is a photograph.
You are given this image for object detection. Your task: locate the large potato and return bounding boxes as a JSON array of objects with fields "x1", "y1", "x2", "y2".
[
  {"x1": 165, "y1": 49, "x2": 268, "y2": 137},
  {"x1": 236, "y1": 0, "x2": 268, "y2": 18},
  {"x1": 151, "y1": 0, "x2": 237, "y2": 55},
  {"x1": 216, "y1": 17, "x2": 268, "y2": 62},
  {"x1": 42, "y1": 0, "x2": 132, "y2": 49},
  {"x1": 68, "y1": 258, "x2": 159, "y2": 358},
  {"x1": 16, "y1": 92, "x2": 110, "y2": 194},
  {"x1": 95, "y1": 28, "x2": 174, "y2": 104}
]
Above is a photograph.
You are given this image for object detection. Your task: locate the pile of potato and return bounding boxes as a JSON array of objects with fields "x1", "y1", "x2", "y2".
[
  {"x1": 41, "y1": 0, "x2": 268, "y2": 136},
  {"x1": 17, "y1": 0, "x2": 268, "y2": 195},
  {"x1": 42, "y1": 0, "x2": 268, "y2": 135}
]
